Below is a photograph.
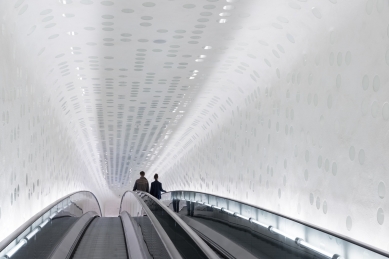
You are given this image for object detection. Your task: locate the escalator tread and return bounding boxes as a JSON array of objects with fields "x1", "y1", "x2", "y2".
[
  {"x1": 133, "y1": 216, "x2": 171, "y2": 259},
  {"x1": 12, "y1": 217, "x2": 78, "y2": 259},
  {"x1": 191, "y1": 215, "x2": 313, "y2": 259},
  {"x1": 71, "y1": 217, "x2": 127, "y2": 259}
]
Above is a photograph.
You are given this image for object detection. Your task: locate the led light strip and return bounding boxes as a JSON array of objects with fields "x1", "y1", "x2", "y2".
[
  {"x1": 221, "y1": 208, "x2": 234, "y2": 215},
  {"x1": 296, "y1": 238, "x2": 339, "y2": 259},
  {"x1": 191, "y1": 199, "x2": 342, "y2": 259}
]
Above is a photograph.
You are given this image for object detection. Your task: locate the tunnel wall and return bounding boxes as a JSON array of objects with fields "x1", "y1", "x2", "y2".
[
  {"x1": 0, "y1": 2, "x2": 111, "y2": 243},
  {"x1": 157, "y1": 0, "x2": 389, "y2": 252},
  {"x1": 0, "y1": 0, "x2": 388, "y2": 254}
]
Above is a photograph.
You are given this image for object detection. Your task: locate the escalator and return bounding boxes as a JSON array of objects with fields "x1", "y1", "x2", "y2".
[
  {"x1": 162, "y1": 191, "x2": 389, "y2": 259},
  {"x1": 71, "y1": 217, "x2": 127, "y2": 259},
  {"x1": 10, "y1": 217, "x2": 78, "y2": 259},
  {"x1": 5, "y1": 190, "x2": 382, "y2": 259},
  {"x1": 0, "y1": 191, "x2": 219, "y2": 259},
  {"x1": 1, "y1": 191, "x2": 330, "y2": 259},
  {"x1": 180, "y1": 213, "x2": 312, "y2": 259},
  {"x1": 165, "y1": 199, "x2": 328, "y2": 259},
  {"x1": 120, "y1": 191, "x2": 219, "y2": 259}
]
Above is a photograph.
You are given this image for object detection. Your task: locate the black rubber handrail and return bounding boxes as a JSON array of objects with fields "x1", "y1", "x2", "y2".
[
  {"x1": 0, "y1": 190, "x2": 102, "y2": 253},
  {"x1": 164, "y1": 190, "x2": 389, "y2": 258}
]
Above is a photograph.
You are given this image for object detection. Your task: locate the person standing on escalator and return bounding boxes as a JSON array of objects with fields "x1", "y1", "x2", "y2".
[
  {"x1": 150, "y1": 174, "x2": 166, "y2": 200},
  {"x1": 133, "y1": 171, "x2": 149, "y2": 192}
]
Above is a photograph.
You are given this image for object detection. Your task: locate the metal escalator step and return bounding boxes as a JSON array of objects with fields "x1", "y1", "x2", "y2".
[
  {"x1": 133, "y1": 216, "x2": 171, "y2": 259},
  {"x1": 71, "y1": 217, "x2": 127, "y2": 259},
  {"x1": 12, "y1": 217, "x2": 78, "y2": 259}
]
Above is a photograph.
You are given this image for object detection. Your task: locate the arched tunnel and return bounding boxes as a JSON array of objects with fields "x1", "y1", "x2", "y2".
[{"x1": 0, "y1": 1, "x2": 388, "y2": 259}]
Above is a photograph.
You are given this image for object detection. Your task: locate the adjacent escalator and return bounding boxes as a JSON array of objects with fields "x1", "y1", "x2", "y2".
[
  {"x1": 165, "y1": 197, "x2": 330, "y2": 259},
  {"x1": 10, "y1": 217, "x2": 78, "y2": 259},
  {"x1": 183, "y1": 213, "x2": 311, "y2": 259},
  {"x1": 120, "y1": 191, "x2": 220, "y2": 259}
]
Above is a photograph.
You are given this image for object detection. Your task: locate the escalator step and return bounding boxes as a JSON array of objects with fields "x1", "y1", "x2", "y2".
[
  {"x1": 133, "y1": 216, "x2": 171, "y2": 259},
  {"x1": 12, "y1": 217, "x2": 78, "y2": 259},
  {"x1": 71, "y1": 217, "x2": 127, "y2": 259}
]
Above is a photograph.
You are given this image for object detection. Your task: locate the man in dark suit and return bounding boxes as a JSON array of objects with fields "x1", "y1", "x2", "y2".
[{"x1": 150, "y1": 174, "x2": 166, "y2": 200}]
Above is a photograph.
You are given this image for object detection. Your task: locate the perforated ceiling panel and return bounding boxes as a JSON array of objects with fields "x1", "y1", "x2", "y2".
[
  {"x1": 2, "y1": 0, "x2": 238, "y2": 191},
  {"x1": 38, "y1": 0, "x2": 240, "y2": 189},
  {"x1": 1, "y1": 0, "x2": 389, "y2": 253}
]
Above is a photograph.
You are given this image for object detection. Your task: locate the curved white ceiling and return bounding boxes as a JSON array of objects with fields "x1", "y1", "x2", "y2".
[{"x1": 3, "y1": 0, "x2": 264, "y2": 190}]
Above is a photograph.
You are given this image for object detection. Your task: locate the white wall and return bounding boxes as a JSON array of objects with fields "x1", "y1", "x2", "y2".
[
  {"x1": 153, "y1": 0, "x2": 389, "y2": 252},
  {"x1": 0, "y1": 1, "x2": 115, "y2": 243}
]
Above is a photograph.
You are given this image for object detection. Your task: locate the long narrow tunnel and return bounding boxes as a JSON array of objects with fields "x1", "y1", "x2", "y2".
[{"x1": 0, "y1": 0, "x2": 388, "y2": 258}]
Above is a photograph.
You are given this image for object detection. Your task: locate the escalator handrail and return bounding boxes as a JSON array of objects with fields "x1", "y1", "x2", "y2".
[
  {"x1": 120, "y1": 211, "x2": 152, "y2": 259},
  {"x1": 164, "y1": 190, "x2": 389, "y2": 258},
  {"x1": 48, "y1": 211, "x2": 99, "y2": 259},
  {"x1": 130, "y1": 191, "x2": 220, "y2": 259},
  {"x1": 121, "y1": 191, "x2": 183, "y2": 259},
  {"x1": 0, "y1": 190, "x2": 102, "y2": 253}
]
